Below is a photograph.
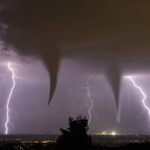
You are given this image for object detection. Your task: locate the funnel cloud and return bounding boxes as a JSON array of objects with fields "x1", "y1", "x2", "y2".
[{"x1": 1, "y1": 0, "x2": 150, "y2": 108}]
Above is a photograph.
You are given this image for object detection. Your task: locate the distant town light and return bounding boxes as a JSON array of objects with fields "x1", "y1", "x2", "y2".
[{"x1": 111, "y1": 131, "x2": 116, "y2": 136}]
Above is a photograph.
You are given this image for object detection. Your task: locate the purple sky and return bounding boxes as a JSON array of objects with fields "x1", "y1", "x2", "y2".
[
  {"x1": 1, "y1": 1, "x2": 150, "y2": 135},
  {"x1": 0, "y1": 48, "x2": 150, "y2": 135}
]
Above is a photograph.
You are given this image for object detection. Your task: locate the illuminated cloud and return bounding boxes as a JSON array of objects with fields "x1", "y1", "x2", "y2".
[{"x1": 1, "y1": 1, "x2": 150, "y2": 112}]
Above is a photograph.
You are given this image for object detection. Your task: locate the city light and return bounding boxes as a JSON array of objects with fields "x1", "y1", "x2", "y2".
[{"x1": 111, "y1": 131, "x2": 116, "y2": 136}]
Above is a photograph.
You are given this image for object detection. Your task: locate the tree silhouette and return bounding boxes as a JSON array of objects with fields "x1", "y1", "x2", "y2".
[{"x1": 56, "y1": 116, "x2": 92, "y2": 150}]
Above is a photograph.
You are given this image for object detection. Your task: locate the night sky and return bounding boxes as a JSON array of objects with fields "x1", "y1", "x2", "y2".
[{"x1": 0, "y1": 1, "x2": 150, "y2": 135}]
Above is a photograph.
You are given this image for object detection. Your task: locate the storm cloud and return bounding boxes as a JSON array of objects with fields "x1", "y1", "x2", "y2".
[{"x1": 1, "y1": 0, "x2": 150, "y2": 109}]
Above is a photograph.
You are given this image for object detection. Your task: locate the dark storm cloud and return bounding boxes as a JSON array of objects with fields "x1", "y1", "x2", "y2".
[{"x1": 1, "y1": 0, "x2": 150, "y2": 107}]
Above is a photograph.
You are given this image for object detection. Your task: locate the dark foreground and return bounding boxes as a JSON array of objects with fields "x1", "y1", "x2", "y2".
[
  {"x1": 0, "y1": 141, "x2": 150, "y2": 150},
  {"x1": 0, "y1": 135, "x2": 150, "y2": 150}
]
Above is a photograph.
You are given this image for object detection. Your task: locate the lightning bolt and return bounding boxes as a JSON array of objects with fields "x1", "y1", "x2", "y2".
[
  {"x1": 61, "y1": 75, "x2": 95, "y2": 125},
  {"x1": 127, "y1": 76, "x2": 150, "y2": 119},
  {"x1": 5, "y1": 62, "x2": 16, "y2": 134},
  {"x1": 126, "y1": 85, "x2": 130, "y2": 114},
  {"x1": 86, "y1": 76, "x2": 94, "y2": 125}
]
